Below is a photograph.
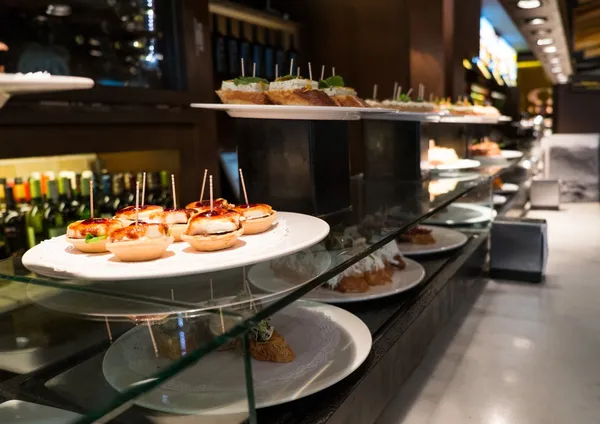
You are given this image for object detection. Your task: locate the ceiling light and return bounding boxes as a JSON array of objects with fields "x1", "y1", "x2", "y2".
[
  {"x1": 551, "y1": 66, "x2": 561, "y2": 73},
  {"x1": 46, "y1": 4, "x2": 72, "y2": 16},
  {"x1": 543, "y1": 46, "x2": 557, "y2": 53},
  {"x1": 537, "y1": 38, "x2": 553, "y2": 46},
  {"x1": 558, "y1": 75, "x2": 568, "y2": 84},
  {"x1": 527, "y1": 17, "x2": 546, "y2": 25},
  {"x1": 550, "y1": 57, "x2": 560, "y2": 64},
  {"x1": 517, "y1": 0, "x2": 541, "y2": 9},
  {"x1": 532, "y1": 29, "x2": 551, "y2": 36}
]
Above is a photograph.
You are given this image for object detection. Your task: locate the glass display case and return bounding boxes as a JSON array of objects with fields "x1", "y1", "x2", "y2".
[{"x1": 0, "y1": 170, "x2": 506, "y2": 424}]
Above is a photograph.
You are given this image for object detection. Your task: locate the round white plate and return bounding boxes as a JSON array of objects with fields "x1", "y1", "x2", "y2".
[
  {"x1": 22, "y1": 212, "x2": 329, "y2": 281},
  {"x1": 0, "y1": 73, "x2": 94, "y2": 95},
  {"x1": 362, "y1": 110, "x2": 441, "y2": 122},
  {"x1": 424, "y1": 203, "x2": 497, "y2": 226},
  {"x1": 397, "y1": 226, "x2": 468, "y2": 256},
  {"x1": 248, "y1": 258, "x2": 425, "y2": 304},
  {"x1": 495, "y1": 183, "x2": 519, "y2": 194},
  {"x1": 439, "y1": 115, "x2": 500, "y2": 124},
  {"x1": 0, "y1": 400, "x2": 82, "y2": 423},
  {"x1": 473, "y1": 150, "x2": 524, "y2": 164},
  {"x1": 190, "y1": 103, "x2": 385, "y2": 120},
  {"x1": 428, "y1": 159, "x2": 481, "y2": 172},
  {"x1": 102, "y1": 302, "x2": 371, "y2": 415}
]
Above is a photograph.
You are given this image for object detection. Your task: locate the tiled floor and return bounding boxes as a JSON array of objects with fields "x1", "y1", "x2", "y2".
[{"x1": 376, "y1": 204, "x2": 600, "y2": 424}]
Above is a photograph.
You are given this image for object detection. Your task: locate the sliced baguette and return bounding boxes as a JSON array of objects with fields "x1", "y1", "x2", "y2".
[
  {"x1": 216, "y1": 90, "x2": 272, "y2": 105},
  {"x1": 265, "y1": 89, "x2": 336, "y2": 106},
  {"x1": 330, "y1": 95, "x2": 369, "y2": 108}
]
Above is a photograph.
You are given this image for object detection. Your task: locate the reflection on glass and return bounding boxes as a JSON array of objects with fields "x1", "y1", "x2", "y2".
[{"x1": 0, "y1": 0, "x2": 177, "y2": 89}]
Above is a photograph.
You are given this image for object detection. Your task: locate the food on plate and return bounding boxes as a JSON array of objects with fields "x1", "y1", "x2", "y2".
[
  {"x1": 233, "y1": 203, "x2": 276, "y2": 234},
  {"x1": 216, "y1": 76, "x2": 271, "y2": 105},
  {"x1": 469, "y1": 138, "x2": 502, "y2": 157},
  {"x1": 248, "y1": 320, "x2": 294, "y2": 363},
  {"x1": 270, "y1": 246, "x2": 329, "y2": 283},
  {"x1": 318, "y1": 76, "x2": 368, "y2": 107},
  {"x1": 185, "y1": 198, "x2": 231, "y2": 212},
  {"x1": 493, "y1": 177, "x2": 504, "y2": 190},
  {"x1": 154, "y1": 319, "x2": 202, "y2": 360},
  {"x1": 182, "y1": 209, "x2": 244, "y2": 251},
  {"x1": 472, "y1": 104, "x2": 501, "y2": 117},
  {"x1": 382, "y1": 90, "x2": 437, "y2": 113},
  {"x1": 66, "y1": 218, "x2": 123, "y2": 253},
  {"x1": 161, "y1": 208, "x2": 197, "y2": 241},
  {"x1": 265, "y1": 74, "x2": 336, "y2": 106},
  {"x1": 327, "y1": 241, "x2": 406, "y2": 293},
  {"x1": 106, "y1": 222, "x2": 173, "y2": 262},
  {"x1": 114, "y1": 205, "x2": 164, "y2": 225},
  {"x1": 397, "y1": 226, "x2": 436, "y2": 245},
  {"x1": 428, "y1": 145, "x2": 459, "y2": 166},
  {"x1": 447, "y1": 97, "x2": 475, "y2": 115}
]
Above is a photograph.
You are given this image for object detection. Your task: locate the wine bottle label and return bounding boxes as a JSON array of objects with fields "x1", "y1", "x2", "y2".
[
  {"x1": 48, "y1": 227, "x2": 67, "y2": 238},
  {"x1": 26, "y1": 227, "x2": 36, "y2": 249}
]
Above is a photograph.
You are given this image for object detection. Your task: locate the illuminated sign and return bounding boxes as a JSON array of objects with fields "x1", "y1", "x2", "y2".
[{"x1": 479, "y1": 18, "x2": 517, "y2": 86}]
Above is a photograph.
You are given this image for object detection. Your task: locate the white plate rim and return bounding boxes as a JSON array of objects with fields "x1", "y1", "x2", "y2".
[
  {"x1": 0, "y1": 74, "x2": 94, "y2": 94},
  {"x1": 430, "y1": 159, "x2": 481, "y2": 171},
  {"x1": 248, "y1": 258, "x2": 425, "y2": 304},
  {"x1": 396, "y1": 226, "x2": 468, "y2": 256},
  {"x1": 102, "y1": 301, "x2": 372, "y2": 414},
  {"x1": 21, "y1": 212, "x2": 330, "y2": 281},
  {"x1": 424, "y1": 203, "x2": 497, "y2": 225}
]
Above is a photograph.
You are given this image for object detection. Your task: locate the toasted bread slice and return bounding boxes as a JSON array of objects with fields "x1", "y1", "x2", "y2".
[
  {"x1": 216, "y1": 90, "x2": 272, "y2": 105},
  {"x1": 330, "y1": 95, "x2": 369, "y2": 108},
  {"x1": 265, "y1": 89, "x2": 336, "y2": 106}
]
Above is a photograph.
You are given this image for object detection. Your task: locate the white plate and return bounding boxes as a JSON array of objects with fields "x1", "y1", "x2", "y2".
[
  {"x1": 0, "y1": 73, "x2": 94, "y2": 95},
  {"x1": 397, "y1": 226, "x2": 468, "y2": 256},
  {"x1": 102, "y1": 302, "x2": 371, "y2": 415},
  {"x1": 428, "y1": 159, "x2": 481, "y2": 171},
  {"x1": 22, "y1": 212, "x2": 329, "y2": 281},
  {"x1": 190, "y1": 103, "x2": 382, "y2": 120},
  {"x1": 473, "y1": 150, "x2": 524, "y2": 164},
  {"x1": 0, "y1": 400, "x2": 81, "y2": 423},
  {"x1": 424, "y1": 203, "x2": 497, "y2": 226},
  {"x1": 362, "y1": 110, "x2": 441, "y2": 122},
  {"x1": 438, "y1": 115, "x2": 500, "y2": 124},
  {"x1": 495, "y1": 183, "x2": 519, "y2": 194},
  {"x1": 248, "y1": 257, "x2": 425, "y2": 304},
  {"x1": 493, "y1": 194, "x2": 507, "y2": 206}
]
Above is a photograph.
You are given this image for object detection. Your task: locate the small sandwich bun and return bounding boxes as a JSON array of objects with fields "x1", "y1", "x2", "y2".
[
  {"x1": 216, "y1": 90, "x2": 271, "y2": 105},
  {"x1": 115, "y1": 205, "x2": 164, "y2": 225},
  {"x1": 161, "y1": 208, "x2": 197, "y2": 242},
  {"x1": 106, "y1": 223, "x2": 173, "y2": 262},
  {"x1": 233, "y1": 204, "x2": 277, "y2": 235},
  {"x1": 66, "y1": 218, "x2": 123, "y2": 253},
  {"x1": 186, "y1": 198, "x2": 231, "y2": 212},
  {"x1": 183, "y1": 209, "x2": 244, "y2": 252}
]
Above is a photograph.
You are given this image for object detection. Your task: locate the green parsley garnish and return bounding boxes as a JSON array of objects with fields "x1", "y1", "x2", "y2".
[
  {"x1": 318, "y1": 75, "x2": 345, "y2": 89},
  {"x1": 233, "y1": 76, "x2": 269, "y2": 85},
  {"x1": 275, "y1": 74, "x2": 296, "y2": 82},
  {"x1": 85, "y1": 234, "x2": 107, "y2": 244},
  {"x1": 251, "y1": 319, "x2": 274, "y2": 342},
  {"x1": 397, "y1": 93, "x2": 412, "y2": 102}
]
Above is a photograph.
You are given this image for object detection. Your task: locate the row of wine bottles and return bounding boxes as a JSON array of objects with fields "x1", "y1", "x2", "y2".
[
  {"x1": 0, "y1": 170, "x2": 174, "y2": 258},
  {"x1": 212, "y1": 14, "x2": 298, "y2": 81}
]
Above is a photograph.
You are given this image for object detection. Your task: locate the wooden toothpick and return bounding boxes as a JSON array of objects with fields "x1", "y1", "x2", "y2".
[
  {"x1": 406, "y1": 88, "x2": 413, "y2": 98},
  {"x1": 105, "y1": 316, "x2": 112, "y2": 343},
  {"x1": 373, "y1": 84, "x2": 378, "y2": 101},
  {"x1": 308, "y1": 62, "x2": 313, "y2": 81},
  {"x1": 393, "y1": 82, "x2": 398, "y2": 100},
  {"x1": 135, "y1": 181, "x2": 140, "y2": 226},
  {"x1": 275, "y1": 63, "x2": 279, "y2": 79},
  {"x1": 320, "y1": 65, "x2": 325, "y2": 81},
  {"x1": 296, "y1": 66, "x2": 300, "y2": 77},
  {"x1": 241, "y1": 58, "x2": 245, "y2": 77},
  {"x1": 89, "y1": 179, "x2": 94, "y2": 219},
  {"x1": 332, "y1": 66, "x2": 336, "y2": 76},
  {"x1": 239, "y1": 168, "x2": 249, "y2": 205},
  {"x1": 252, "y1": 62, "x2": 256, "y2": 78},
  {"x1": 171, "y1": 174, "x2": 176, "y2": 209},
  {"x1": 209, "y1": 175, "x2": 213, "y2": 211},
  {"x1": 141, "y1": 172, "x2": 146, "y2": 207},
  {"x1": 146, "y1": 321, "x2": 158, "y2": 357},
  {"x1": 199, "y1": 169, "x2": 207, "y2": 201},
  {"x1": 289, "y1": 58, "x2": 294, "y2": 75}
]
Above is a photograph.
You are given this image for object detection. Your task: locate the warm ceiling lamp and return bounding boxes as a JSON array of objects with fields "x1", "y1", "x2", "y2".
[
  {"x1": 528, "y1": 17, "x2": 546, "y2": 25},
  {"x1": 537, "y1": 38, "x2": 553, "y2": 46},
  {"x1": 532, "y1": 29, "x2": 551, "y2": 36},
  {"x1": 550, "y1": 57, "x2": 560, "y2": 64},
  {"x1": 551, "y1": 66, "x2": 562, "y2": 73},
  {"x1": 517, "y1": 0, "x2": 541, "y2": 9},
  {"x1": 543, "y1": 46, "x2": 557, "y2": 53}
]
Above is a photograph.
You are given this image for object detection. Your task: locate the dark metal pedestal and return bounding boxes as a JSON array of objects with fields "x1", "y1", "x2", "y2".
[{"x1": 236, "y1": 119, "x2": 350, "y2": 217}]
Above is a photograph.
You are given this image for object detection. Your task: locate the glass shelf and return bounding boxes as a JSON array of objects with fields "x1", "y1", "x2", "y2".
[{"x1": 0, "y1": 173, "x2": 499, "y2": 423}]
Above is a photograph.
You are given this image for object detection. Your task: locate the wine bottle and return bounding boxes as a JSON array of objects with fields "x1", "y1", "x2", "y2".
[
  {"x1": 274, "y1": 31, "x2": 286, "y2": 78},
  {"x1": 44, "y1": 179, "x2": 67, "y2": 238},
  {"x1": 212, "y1": 14, "x2": 228, "y2": 78},
  {"x1": 98, "y1": 173, "x2": 114, "y2": 218},
  {"x1": 25, "y1": 179, "x2": 44, "y2": 248},
  {"x1": 124, "y1": 172, "x2": 136, "y2": 206},
  {"x1": 0, "y1": 178, "x2": 6, "y2": 213},
  {"x1": 146, "y1": 172, "x2": 162, "y2": 206},
  {"x1": 225, "y1": 18, "x2": 240, "y2": 78},
  {"x1": 252, "y1": 25, "x2": 264, "y2": 78},
  {"x1": 159, "y1": 170, "x2": 172, "y2": 208},
  {"x1": 111, "y1": 173, "x2": 126, "y2": 213},
  {"x1": 264, "y1": 29, "x2": 275, "y2": 80},
  {"x1": 58, "y1": 177, "x2": 77, "y2": 222},
  {"x1": 3, "y1": 187, "x2": 27, "y2": 257},
  {"x1": 78, "y1": 175, "x2": 92, "y2": 220},
  {"x1": 239, "y1": 21, "x2": 251, "y2": 77}
]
